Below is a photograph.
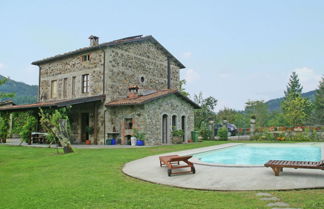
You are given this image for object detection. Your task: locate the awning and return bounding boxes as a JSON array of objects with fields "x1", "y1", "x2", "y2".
[{"x1": 0, "y1": 95, "x2": 105, "y2": 111}]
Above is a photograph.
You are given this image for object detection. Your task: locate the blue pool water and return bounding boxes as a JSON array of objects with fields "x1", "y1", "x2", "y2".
[{"x1": 194, "y1": 144, "x2": 322, "y2": 166}]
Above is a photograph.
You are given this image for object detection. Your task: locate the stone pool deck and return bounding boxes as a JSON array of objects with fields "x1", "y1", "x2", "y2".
[{"x1": 123, "y1": 143, "x2": 324, "y2": 191}]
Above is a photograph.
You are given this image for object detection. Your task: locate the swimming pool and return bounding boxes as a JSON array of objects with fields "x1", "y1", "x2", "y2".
[{"x1": 194, "y1": 144, "x2": 322, "y2": 166}]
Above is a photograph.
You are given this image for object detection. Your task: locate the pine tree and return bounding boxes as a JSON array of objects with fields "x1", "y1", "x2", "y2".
[
  {"x1": 313, "y1": 77, "x2": 324, "y2": 124},
  {"x1": 281, "y1": 72, "x2": 312, "y2": 126},
  {"x1": 284, "y1": 72, "x2": 303, "y2": 99}
]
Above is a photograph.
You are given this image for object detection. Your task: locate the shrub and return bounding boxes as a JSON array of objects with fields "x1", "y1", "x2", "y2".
[
  {"x1": 0, "y1": 117, "x2": 8, "y2": 142},
  {"x1": 19, "y1": 116, "x2": 37, "y2": 143},
  {"x1": 218, "y1": 126, "x2": 228, "y2": 140}
]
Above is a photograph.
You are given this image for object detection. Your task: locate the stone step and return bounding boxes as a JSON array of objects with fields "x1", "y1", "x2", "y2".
[
  {"x1": 267, "y1": 202, "x2": 290, "y2": 207},
  {"x1": 256, "y1": 192, "x2": 273, "y2": 197},
  {"x1": 260, "y1": 197, "x2": 280, "y2": 201}
]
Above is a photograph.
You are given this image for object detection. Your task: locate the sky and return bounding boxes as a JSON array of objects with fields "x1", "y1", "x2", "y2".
[{"x1": 0, "y1": 0, "x2": 323, "y2": 111}]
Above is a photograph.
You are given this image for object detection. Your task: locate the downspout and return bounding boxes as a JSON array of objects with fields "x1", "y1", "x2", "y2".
[
  {"x1": 167, "y1": 57, "x2": 171, "y2": 89},
  {"x1": 103, "y1": 109, "x2": 108, "y2": 144}
]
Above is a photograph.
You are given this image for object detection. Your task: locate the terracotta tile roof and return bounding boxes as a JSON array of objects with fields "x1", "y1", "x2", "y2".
[
  {"x1": 0, "y1": 95, "x2": 105, "y2": 111},
  {"x1": 32, "y1": 35, "x2": 185, "y2": 68},
  {"x1": 106, "y1": 89, "x2": 200, "y2": 109}
]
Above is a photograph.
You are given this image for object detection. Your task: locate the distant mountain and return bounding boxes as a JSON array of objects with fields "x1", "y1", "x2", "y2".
[
  {"x1": 266, "y1": 90, "x2": 316, "y2": 112},
  {"x1": 0, "y1": 75, "x2": 38, "y2": 104}
]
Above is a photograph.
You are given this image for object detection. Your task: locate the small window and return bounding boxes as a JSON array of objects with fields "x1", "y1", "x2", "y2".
[
  {"x1": 51, "y1": 80, "x2": 57, "y2": 98},
  {"x1": 82, "y1": 74, "x2": 89, "y2": 93},
  {"x1": 172, "y1": 115, "x2": 177, "y2": 130},
  {"x1": 125, "y1": 118, "x2": 133, "y2": 129},
  {"x1": 63, "y1": 78, "x2": 68, "y2": 98},
  {"x1": 140, "y1": 76, "x2": 145, "y2": 83},
  {"x1": 82, "y1": 54, "x2": 90, "y2": 62},
  {"x1": 72, "y1": 76, "x2": 76, "y2": 97}
]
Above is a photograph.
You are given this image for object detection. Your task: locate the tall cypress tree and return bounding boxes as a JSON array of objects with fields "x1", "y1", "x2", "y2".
[
  {"x1": 313, "y1": 77, "x2": 324, "y2": 124},
  {"x1": 284, "y1": 72, "x2": 303, "y2": 99}
]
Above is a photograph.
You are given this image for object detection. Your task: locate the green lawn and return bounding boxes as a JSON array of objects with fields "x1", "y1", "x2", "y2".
[{"x1": 0, "y1": 142, "x2": 323, "y2": 209}]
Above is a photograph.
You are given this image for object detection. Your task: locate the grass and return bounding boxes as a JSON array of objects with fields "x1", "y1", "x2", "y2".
[{"x1": 0, "y1": 141, "x2": 323, "y2": 209}]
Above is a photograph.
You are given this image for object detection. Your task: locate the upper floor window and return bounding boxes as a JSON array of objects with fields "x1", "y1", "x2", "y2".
[
  {"x1": 72, "y1": 76, "x2": 76, "y2": 97},
  {"x1": 51, "y1": 80, "x2": 58, "y2": 98},
  {"x1": 82, "y1": 54, "x2": 90, "y2": 62},
  {"x1": 82, "y1": 74, "x2": 89, "y2": 93},
  {"x1": 63, "y1": 78, "x2": 68, "y2": 98}
]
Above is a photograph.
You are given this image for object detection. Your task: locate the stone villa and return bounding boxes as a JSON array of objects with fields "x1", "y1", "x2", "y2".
[{"x1": 0, "y1": 35, "x2": 199, "y2": 145}]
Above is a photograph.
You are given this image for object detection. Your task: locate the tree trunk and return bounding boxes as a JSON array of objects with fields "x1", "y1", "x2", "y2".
[{"x1": 63, "y1": 144, "x2": 73, "y2": 153}]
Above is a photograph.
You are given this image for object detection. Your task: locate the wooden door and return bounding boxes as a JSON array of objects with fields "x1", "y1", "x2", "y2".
[{"x1": 81, "y1": 113, "x2": 89, "y2": 142}]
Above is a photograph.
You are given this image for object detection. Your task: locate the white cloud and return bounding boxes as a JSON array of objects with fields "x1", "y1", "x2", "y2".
[
  {"x1": 183, "y1": 68, "x2": 200, "y2": 83},
  {"x1": 294, "y1": 67, "x2": 322, "y2": 91},
  {"x1": 0, "y1": 63, "x2": 5, "y2": 71},
  {"x1": 181, "y1": 51, "x2": 192, "y2": 59}
]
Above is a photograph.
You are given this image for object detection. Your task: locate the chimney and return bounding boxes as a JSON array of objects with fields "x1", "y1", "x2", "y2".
[
  {"x1": 89, "y1": 35, "x2": 99, "y2": 47},
  {"x1": 127, "y1": 85, "x2": 139, "y2": 99}
]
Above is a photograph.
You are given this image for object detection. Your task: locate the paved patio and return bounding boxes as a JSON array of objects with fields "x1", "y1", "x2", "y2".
[{"x1": 123, "y1": 143, "x2": 324, "y2": 191}]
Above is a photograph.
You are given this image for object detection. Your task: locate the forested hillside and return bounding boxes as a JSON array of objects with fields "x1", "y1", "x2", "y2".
[
  {"x1": 0, "y1": 75, "x2": 38, "y2": 104},
  {"x1": 266, "y1": 90, "x2": 316, "y2": 112}
]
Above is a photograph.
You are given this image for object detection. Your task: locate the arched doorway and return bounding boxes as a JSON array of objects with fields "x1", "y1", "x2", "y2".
[
  {"x1": 181, "y1": 116, "x2": 186, "y2": 142},
  {"x1": 162, "y1": 114, "x2": 168, "y2": 144}
]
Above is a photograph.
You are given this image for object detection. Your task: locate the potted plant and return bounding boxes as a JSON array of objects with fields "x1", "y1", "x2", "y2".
[
  {"x1": 172, "y1": 129, "x2": 184, "y2": 144},
  {"x1": 85, "y1": 126, "x2": 94, "y2": 144},
  {"x1": 134, "y1": 129, "x2": 145, "y2": 146}
]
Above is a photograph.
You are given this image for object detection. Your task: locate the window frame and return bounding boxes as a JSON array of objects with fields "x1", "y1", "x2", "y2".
[
  {"x1": 82, "y1": 74, "x2": 89, "y2": 93},
  {"x1": 51, "y1": 80, "x2": 58, "y2": 99}
]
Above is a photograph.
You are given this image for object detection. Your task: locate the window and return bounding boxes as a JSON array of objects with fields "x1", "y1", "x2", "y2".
[
  {"x1": 72, "y1": 76, "x2": 76, "y2": 97},
  {"x1": 125, "y1": 118, "x2": 133, "y2": 129},
  {"x1": 82, "y1": 74, "x2": 89, "y2": 93},
  {"x1": 172, "y1": 115, "x2": 177, "y2": 130},
  {"x1": 51, "y1": 80, "x2": 57, "y2": 98},
  {"x1": 63, "y1": 78, "x2": 68, "y2": 98},
  {"x1": 82, "y1": 54, "x2": 90, "y2": 62}
]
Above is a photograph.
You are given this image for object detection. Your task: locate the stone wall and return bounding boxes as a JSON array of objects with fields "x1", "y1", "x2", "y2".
[
  {"x1": 143, "y1": 94, "x2": 194, "y2": 145},
  {"x1": 39, "y1": 50, "x2": 104, "y2": 102},
  {"x1": 105, "y1": 94, "x2": 195, "y2": 145},
  {"x1": 104, "y1": 40, "x2": 181, "y2": 102}
]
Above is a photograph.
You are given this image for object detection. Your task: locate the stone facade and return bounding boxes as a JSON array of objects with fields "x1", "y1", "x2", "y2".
[
  {"x1": 104, "y1": 40, "x2": 180, "y2": 102},
  {"x1": 34, "y1": 36, "x2": 196, "y2": 145},
  {"x1": 106, "y1": 94, "x2": 194, "y2": 145},
  {"x1": 39, "y1": 50, "x2": 104, "y2": 101}
]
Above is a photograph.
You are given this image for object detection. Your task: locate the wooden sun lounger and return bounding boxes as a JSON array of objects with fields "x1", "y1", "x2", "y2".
[
  {"x1": 264, "y1": 160, "x2": 324, "y2": 176},
  {"x1": 159, "y1": 155, "x2": 195, "y2": 176}
]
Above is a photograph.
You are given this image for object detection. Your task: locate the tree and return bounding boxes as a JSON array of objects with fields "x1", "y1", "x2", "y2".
[
  {"x1": 193, "y1": 93, "x2": 217, "y2": 139},
  {"x1": 194, "y1": 92, "x2": 217, "y2": 129},
  {"x1": 313, "y1": 76, "x2": 324, "y2": 124},
  {"x1": 245, "y1": 100, "x2": 269, "y2": 127},
  {"x1": 217, "y1": 108, "x2": 248, "y2": 128},
  {"x1": 284, "y1": 72, "x2": 303, "y2": 99},
  {"x1": 281, "y1": 72, "x2": 313, "y2": 126},
  {"x1": 39, "y1": 108, "x2": 73, "y2": 153},
  {"x1": 19, "y1": 116, "x2": 37, "y2": 145},
  {"x1": 282, "y1": 97, "x2": 313, "y2": 126},
  {"x1": 178, "y1": 79, "x2": 190, "y2": 97},
  {"x1": 0, "y1": 116, "x2": 9, "y2": 143},
  {"x1": 0, "y1": 77, "x2": 15, "y2": 142}
]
